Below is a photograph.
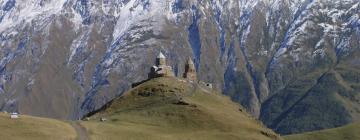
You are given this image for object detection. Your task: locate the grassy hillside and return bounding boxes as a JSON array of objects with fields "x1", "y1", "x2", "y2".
[
  {"x1": 81, "y1": 77, "x2": 282, "y2": 140},
  {"x1": 0, "y1": 113, "x2": 77, "y2": 140},
  {"x1": 0, "y1": 77, "x2": 283, "y2": 140},
  {"x1": 284, "y1": 122, "x2": 360, "y2": 140}
]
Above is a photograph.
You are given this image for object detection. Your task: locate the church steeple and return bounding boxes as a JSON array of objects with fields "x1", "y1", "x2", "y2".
[
  {"x1": 183, "y1": 57, "x2": 197, "y2": 81},
  {"x1": 156, "y1": 52, "x2": 166, "y2": 66}
]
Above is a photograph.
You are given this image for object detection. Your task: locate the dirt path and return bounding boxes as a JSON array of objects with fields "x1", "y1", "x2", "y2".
[{"x1": 71, "y1": 122, "x2": 89, "y2": 140}]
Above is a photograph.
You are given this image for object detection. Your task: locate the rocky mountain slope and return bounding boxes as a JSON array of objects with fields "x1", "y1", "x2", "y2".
[{"x1": 0, "y1": 0, "x2": 359, "y2": 134}]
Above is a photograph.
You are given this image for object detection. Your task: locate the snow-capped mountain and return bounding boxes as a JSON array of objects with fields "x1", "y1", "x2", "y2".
[{"x1": 0, "y1": 0, "x2": 359, "y2": 134}]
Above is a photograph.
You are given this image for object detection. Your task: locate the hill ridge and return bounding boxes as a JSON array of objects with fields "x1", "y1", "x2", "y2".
[{"x1": 82, "y1": 77, "x2": 283, "y2": 140}]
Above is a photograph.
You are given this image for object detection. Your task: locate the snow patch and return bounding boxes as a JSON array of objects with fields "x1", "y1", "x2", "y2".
[{"x1": 0, "y1": 0, "x2": 67, "y2": 33}]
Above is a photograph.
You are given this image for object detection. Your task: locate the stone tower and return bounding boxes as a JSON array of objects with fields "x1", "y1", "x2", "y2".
[
  {"x1": 183, "y1": 57, "x2": 197, "y2": 81},
  {"x1": 156, "y1": 52, "x2": 166, "y2": 66},
  {"x1": 148, "y1": 52, "x2": 175, "y2": 79}
]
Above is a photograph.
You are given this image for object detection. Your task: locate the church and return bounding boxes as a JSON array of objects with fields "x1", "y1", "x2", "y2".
[
  {"x1": 148, "y1": 52, "x2": 175, "y2": 79},
  {"x1": 147, "y1": 52, "x2": 197, "y2": 82}
]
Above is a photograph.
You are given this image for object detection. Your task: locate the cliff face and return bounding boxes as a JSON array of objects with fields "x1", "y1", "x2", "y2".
[{"x1": 0, "y1": 0, "x2": 359, "y2": 134}]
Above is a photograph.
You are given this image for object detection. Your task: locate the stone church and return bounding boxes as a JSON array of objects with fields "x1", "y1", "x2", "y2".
[
  {"x1": 148, "y1": 52, "x2": 175, "y2": 79},
  {"x1": 148, "y1": 52, "x2": 197, "y2": 82}
]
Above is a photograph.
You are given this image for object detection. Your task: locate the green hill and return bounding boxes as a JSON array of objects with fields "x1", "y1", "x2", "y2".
[
  {"x1": 0, "y1": 77, "x2": 282, "y2": 140},
  {"x1": 0, "y1": 113, "x2": 77, "y2": 140},
  {"x1": 284, "y1": 122, "x2": 360, "y2": 140},
  {"x1": 81, "y1": 77, "x2": 282, "y2": 140}
]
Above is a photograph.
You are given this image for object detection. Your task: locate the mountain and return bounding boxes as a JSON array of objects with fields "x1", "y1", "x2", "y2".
[
  {"x1": 284, "y1": 122, "x2": 360, "y2": 140},
  {"x1": 81, "y1": 77, "x2": 282, "y2": 140},
  {"x1": 0, "y1": 0, "x2": 359, "y2": 135}
]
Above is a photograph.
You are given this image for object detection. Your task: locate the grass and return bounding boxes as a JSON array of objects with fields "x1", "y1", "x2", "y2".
[
  {"x1": 0, "y1": 77, "x2": 283, "y2": 140},
  {"x1": 81, "y1": 77, "x2": 282, "y2": 140},
  {"x1": 0, "y1": 113, "x2": 77, "y2": 140},
  {"x1": 284, "y1": 122, "x2": 360, "y2": 140}
]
